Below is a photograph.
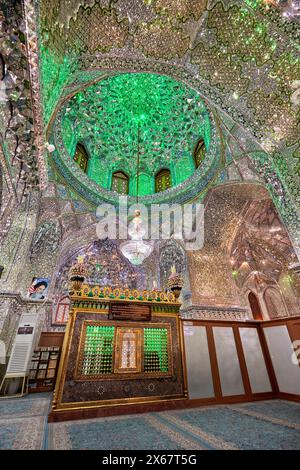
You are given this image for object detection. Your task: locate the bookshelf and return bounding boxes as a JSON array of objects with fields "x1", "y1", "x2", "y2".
[{"x1": 28, "y1": 346, "x2": 60, "y2": 392}]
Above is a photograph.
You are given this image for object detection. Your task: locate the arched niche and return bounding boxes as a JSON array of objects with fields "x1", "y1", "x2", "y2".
[
  {"x1": 53, "y1": 295, "x2": 70, "y2": 324},
  {"x1": 74, "y1": 143, "x2": 89, "y2": 173},
  {"x1": 159, "y1": 239, "x2": 188, "y2": 292},
  {"x1": 111, "y1": 170, "x2": 129, "y2": 195},
  {"x1": 50, "y1": 239, "x2": 147, "y2": 327},
  {"x1": 193, "y1": 138, "x2": 206, "y2": 169},
  {"x1": 155, "y1": 169, "x2": 172, "y2": 193},
  {"x1": 248, "y1": 291, "x2": 263, "y2": 321},
  {"x1": 263, "y1": 286, "x2": 288, "y2": 319}
]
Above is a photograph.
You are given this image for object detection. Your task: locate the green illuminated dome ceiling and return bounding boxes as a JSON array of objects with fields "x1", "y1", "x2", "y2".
[{"x1": 52, "y1": 73, "x2": 221, "y2": 204}]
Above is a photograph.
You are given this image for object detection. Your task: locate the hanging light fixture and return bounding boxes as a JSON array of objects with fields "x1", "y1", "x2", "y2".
[
  {"x1": 120, "y1": 208, "x2": 153, "y2": 265},
  {"x1": 120, "y1": 120, "x2": 154, "y2": 265}
]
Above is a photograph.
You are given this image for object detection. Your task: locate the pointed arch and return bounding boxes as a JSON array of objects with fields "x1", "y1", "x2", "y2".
[
  {"x1": 155, "y1": 169, "x2": 171, "y2": 193},
  {"x1": 111, "y1": 170, "x2": 129, "y2": 195},
  {"x1": 74, "y1": 143, "x2": 89, "y2": 173},
  {"x1": 248, "y1": 291, "x2": 263, "y2": 321},
  {"x1": 193, "y1": 139, "x2": 206, "y2": 169},
  {"x1": 53, "y1": 295, "x2": 70, "y2": 324}
]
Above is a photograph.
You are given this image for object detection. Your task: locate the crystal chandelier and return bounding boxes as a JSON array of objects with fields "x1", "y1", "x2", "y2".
[
  {"x1": 120, "y1": 210, "x2": 153, "y2": 265},
  {"x1": 120, "y1": 121, "x2": 154, "y2": 265}
]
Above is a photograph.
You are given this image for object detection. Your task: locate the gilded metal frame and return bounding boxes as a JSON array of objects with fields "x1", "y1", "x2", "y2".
[
  {"x1": 74, "y1": 320, "x2": 173, "y2": 381},
  {"x1": 51, "y1": 306, "x2": 187, "y2": 413},
  {"x1": 114, "y1": 327, "x2": 142, "y2": 374}
]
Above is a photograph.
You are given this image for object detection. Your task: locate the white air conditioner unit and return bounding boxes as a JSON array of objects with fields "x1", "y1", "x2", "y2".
[{"x1": 0, "y1": 313, "x2": 38, "y2": 397}]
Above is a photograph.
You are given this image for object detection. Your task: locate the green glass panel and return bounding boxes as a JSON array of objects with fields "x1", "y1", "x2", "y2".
[
  {"x1": 144, "y1": 327, "x2": 169, "y2": 373},
  {"x1": 81, "y1": 325, "x2": 115, "y2": 375},
  {"x1": 40, "y1": 45, "x2": 75, "y2": 123}
]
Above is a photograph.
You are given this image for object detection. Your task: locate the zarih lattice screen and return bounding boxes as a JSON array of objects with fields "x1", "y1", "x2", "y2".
[
  {"x1": 144, "y1": 327, "x2": 169, "y2": 373},
  {"x1": 79, "y1": 325, "x2": 115, "y2": 376},
  {"x1": 75, "y1": 322, "x2": 172, "y2": 380}
]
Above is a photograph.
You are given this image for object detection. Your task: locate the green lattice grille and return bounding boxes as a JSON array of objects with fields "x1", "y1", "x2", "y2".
[
  {"x1": 111, "y1": 172, "x2": 129, "y2": 195},
  {"x1": 74, "y1": 144, "x2": 89, "y2": 173},
  {"x1": 155, "y1": 170, "x2": 172, "y2": 193},
  {"x1": 144, "y1": 328, "x2": 169, "y2": 373},
  {"x1": 81, "y1": 325, "x2": 115, "y2": 375}
]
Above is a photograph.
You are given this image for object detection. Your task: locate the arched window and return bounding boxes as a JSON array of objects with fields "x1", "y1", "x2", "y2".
[
  {"x1": 53, "y1": 295, "x2": 70, "y2": 324},
  {"x1": 111, "y1": 171, "x2": 129, "y2": 195},
  {"x1": 155, "y1": 169, "x2": 171, "y2": 193},
  {"x1": 193, "y1": 139, "x2": 206, "y2": 169},
  {"x1": 248, "y1": 292, "x2": 263, "y2": 321},
  {"x1": 74, "y1": 143, "x2": 89, "y2": 173}
]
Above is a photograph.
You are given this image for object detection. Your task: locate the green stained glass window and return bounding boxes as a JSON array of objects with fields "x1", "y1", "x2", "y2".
[
  {"x1": 80, "y1": 325, "x2": 115, "y2": 376},
  {"x1": 193, "y1": 139, "x2": 206, "y2": 169},
  {"x1": 74, "y1": 143, "x2": 89, "y2": 173},
  {"x1": 144, "y1": 327, "x2": 169, "y2": 373},
  {"x1": 155, "y1": 169, "x2": 171, "y2": 193},
  {"x1": 111, "y1": 171, "x2": 129, "y2": 195}
]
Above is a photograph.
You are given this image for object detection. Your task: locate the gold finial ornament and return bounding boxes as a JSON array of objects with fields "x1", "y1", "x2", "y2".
[
  {"x1": 167, "y1": 268, "x2": 184, "y2": 300},
  {"x1": 69, "y1": 258, "x2": 88, "y2": 292}
]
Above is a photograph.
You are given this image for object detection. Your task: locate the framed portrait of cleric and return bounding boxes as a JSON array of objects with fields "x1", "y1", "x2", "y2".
[{"x1": 28, "y1": 277, "x2": 50, "y2": 301}]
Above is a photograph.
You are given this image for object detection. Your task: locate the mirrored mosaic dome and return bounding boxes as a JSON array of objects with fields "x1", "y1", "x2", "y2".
[
  {"x1": 59, "y1": 73, "x2": 212, "y2": 193},
  {"x1": 51, "y1": 73, "x2": 221, "y2": 205}
]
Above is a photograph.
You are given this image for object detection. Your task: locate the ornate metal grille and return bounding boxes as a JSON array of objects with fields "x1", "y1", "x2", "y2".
[
  {"x1": 144, "y1": 327, "x2": 169, "y2": 373},
  {"x1": 111, "y1": 171, "x2": 129, "y2": 195},
  {"x1": 74, "y1": 143, "x2": 89, "y2": 172},
  {"x1": 155, "y1": 169, "x2": 171, "y2": 193},
  {"x1": 80, "y1": 325, "x2": 115, "y2": 375}
]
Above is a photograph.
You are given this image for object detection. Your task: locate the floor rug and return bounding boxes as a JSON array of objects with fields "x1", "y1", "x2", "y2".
[{"x1": 1, "y1": 394, "x2": 300, "y2": 450}]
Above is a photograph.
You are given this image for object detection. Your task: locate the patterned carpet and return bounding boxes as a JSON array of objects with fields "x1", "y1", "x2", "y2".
[
  {"x1": 0, "y1": 393, "x2": 50, "y2": 450},
  {"x1": 0, "y1": 394, "x2": 300, "y2": 450}
]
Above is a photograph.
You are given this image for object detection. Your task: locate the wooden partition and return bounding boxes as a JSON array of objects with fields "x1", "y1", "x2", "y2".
[
  {"x1": 183, "y1": 320, "x2": 275, "y2": 405},
  {"x1": 183, "y1": 316, "x2": 300, "y2": 405},
  {"x1": 260, "y1": 316, "x2": 300, "y2": 402},
  {"x1": 48, "y1": 313, "x2": 300, "y2": 420}
]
